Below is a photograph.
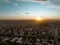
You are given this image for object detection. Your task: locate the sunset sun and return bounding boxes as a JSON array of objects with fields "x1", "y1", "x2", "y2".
[{"x1": 36, "y1": 17, "x2": 42, "y2": 21}]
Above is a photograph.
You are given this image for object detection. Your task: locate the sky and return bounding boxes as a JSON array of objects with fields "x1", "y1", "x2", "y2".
[{"x1": 0, "y1": 0, "x2": 60, "y2": 20}]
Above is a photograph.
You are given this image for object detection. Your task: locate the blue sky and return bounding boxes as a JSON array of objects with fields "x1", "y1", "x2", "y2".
[{"x1": 0, "y1": 0, "x2": 60, "y2": 20}]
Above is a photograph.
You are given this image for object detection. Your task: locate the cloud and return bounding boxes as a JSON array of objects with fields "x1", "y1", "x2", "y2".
[
  {"x1": 25, "y1": 12, "x2": 29, "y2": 14},
  {"x1": 14, "y1": 3, "x2": 19, "y2": 7},
  {"x1": 50, "y1": 0, "x2": 60, "y2": 6},
  {"x1": 16, "y1": 0, "x2": 60, "y2": 8},
  {"x1": 17, "y1": 0, "x2": 47, "y2": 2},
  {"x1": 45, "y1": 4, "x2": 60, "y2": 8},
  {"x1": 46, "y1": 0, "x2": 60, "y2": 8},
  {"x1": 17, "y1": 0, "x2": 21, "y2": 1},
  {"x1": 0, "y1": 0, "x2": 10, "y2": 3},
  {"x1": 38, "y1": 0, "x2": 60, "y2": 8}
]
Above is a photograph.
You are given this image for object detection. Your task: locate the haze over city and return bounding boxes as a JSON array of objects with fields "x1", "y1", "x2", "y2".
[
  {"x1": 0, "y1": 0, "x2": 60, "y2": 45},
  {"x1": 0, "y1": 0, "x2": 60, "y2": 20}
]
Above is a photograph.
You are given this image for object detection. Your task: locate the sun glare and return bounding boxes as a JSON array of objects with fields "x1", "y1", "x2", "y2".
[{"x1": 36, "y1": 17, "x2": 42, "y2": 21}]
